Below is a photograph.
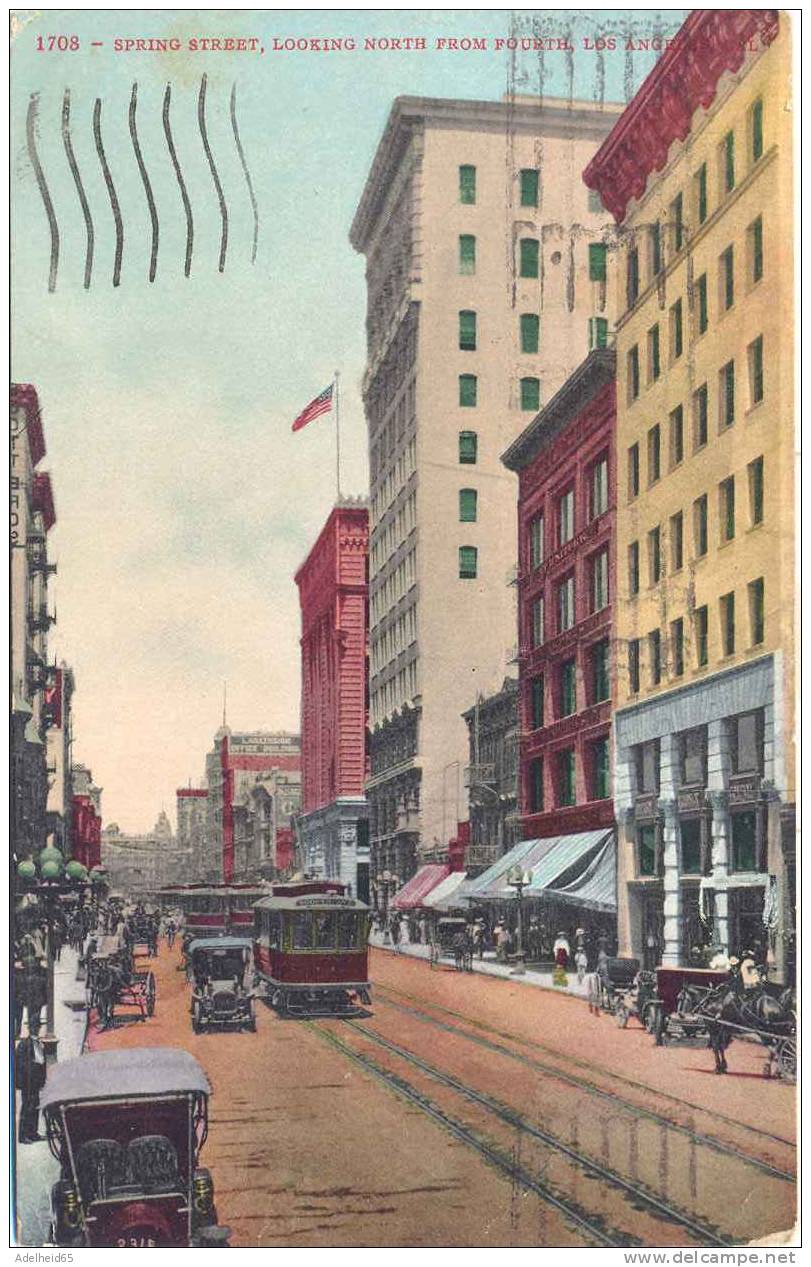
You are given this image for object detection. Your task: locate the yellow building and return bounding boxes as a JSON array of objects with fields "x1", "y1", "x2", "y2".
[{"x1": 584, "y1": 11, "x2": 794, "y2": 978}]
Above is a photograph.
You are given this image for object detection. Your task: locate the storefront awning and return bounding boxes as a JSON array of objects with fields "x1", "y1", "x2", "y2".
[
  {"x1": 392, "y1": 864, "x2": 450, "y2": 910},
  {"x1": 547, "y1": 835, "x2": 616, "y2": 912},
  {"x1": 423, "y1": 870, "x2": 469, "y2": 911},
  {"x1": 465, "y1": 828, "x2": 614, "y2": 906}
]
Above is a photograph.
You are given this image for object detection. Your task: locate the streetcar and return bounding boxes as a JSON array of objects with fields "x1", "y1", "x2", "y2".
[
  {"x1": 253, "y1": 881, "x2": 371, "y2": 1016},
  {"x1": 158, "y1": 884, "x2": 265, "y2": 938}
]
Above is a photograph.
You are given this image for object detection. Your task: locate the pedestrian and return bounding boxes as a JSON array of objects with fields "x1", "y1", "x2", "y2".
[
  {"x1": 15, "y1": 1035, "x2": 46, "y2": 1143},
  {"x1": 418, "y1": 915, "x2": 427, "y2": 945},
  {"x1": 494, "y1": 922, "x2": 508, "y2": 963},
  {"x1": 553, "y1": 930, "x2": 570, "y2": 987},
  {"x1": 471, "y1": 920, "x2": 483, "y2": 960},
  {"x1": 575, "y1": 946, "x2": 588, "y2": 984},
  {"x1": 390, "y1": 915, "x2": 401, "y2": 954}
]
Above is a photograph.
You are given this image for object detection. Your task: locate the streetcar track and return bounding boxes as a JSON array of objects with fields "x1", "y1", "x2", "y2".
[
  {"x1": 374, "y1": 981, "x2": 796, "y2": 1169},
  {"x1": 304, "y1": 1019, "x2": 627, "y2": 1248},
  {"x1": 341, "y1": 1018, "x2": 732, "y2": 1247}
]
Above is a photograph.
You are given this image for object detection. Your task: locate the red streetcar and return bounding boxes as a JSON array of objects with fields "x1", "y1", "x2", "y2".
[
  {"x1": 253, "y1": 881, "x2": 371, "y2": 1016},
  {"x1": 159, "y1": 884, "x2": 265, "y2": 937}
]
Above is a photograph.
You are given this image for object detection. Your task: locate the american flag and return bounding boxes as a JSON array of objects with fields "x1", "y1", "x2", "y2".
[{"x1": 291, "y1": 383, "x2": 334, "y2": 432}]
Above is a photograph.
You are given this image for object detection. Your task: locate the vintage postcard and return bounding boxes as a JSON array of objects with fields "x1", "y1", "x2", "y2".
[{"x1": 10, "y1": 7, "x2": 797, "y2": 1252}]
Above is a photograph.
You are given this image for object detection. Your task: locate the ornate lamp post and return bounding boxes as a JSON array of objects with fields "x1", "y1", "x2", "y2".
[{"x1": 507, "y1": 865, "x2": 533, "y2": 977}]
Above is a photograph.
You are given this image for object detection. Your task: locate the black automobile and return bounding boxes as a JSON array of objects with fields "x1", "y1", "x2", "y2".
[{"x1": 188, "y1": 937, "x2": 256, "y2": 1033}]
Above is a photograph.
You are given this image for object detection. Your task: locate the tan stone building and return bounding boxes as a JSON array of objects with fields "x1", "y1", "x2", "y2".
[
  {"x1": 585, "y1": 11, "x2": 795, "y2": 978},
  {"x1": 350, "y1": 94, "x2": 621, "y2": 880}
]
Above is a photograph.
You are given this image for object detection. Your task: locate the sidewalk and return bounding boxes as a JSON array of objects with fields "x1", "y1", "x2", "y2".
[
  {"x1": 369, "y1": 930, "x2": 589, "y2": 998},
  {"x1": 13, "y1": 945, "x2": 89, "y2": 1246}
]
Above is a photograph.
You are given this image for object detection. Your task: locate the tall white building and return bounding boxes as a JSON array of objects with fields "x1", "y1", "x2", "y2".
[{"x1": 350, "y1": 95, "x2": 620, "y2": 883}]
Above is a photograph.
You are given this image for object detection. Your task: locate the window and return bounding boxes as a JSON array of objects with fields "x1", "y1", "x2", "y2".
[
  {"x1": 560, "y1": 660, "x2": 577, "y2": 717},
  {"x1": 751, "y1": 97, "x2": 763, "y2": 163},
  {"x1": 627, "y1": 246, "x2": 640, "y2": 307},
  {"x1": 591, "y1": 549, "x2": 609, "y2": 611},
  {"x1": 670, "y1": 511, "x2": 683, "y2": 571},
  {"x1": 629, "y1": 639, "x2": 640, "y2": 693},
  {"x1": 696, "y1": 273, "x2": 708, "y2": 334},
  {"x1": 589, "y1": 316, "x2": 609, "y2": 349},
  {"x1": 628, "y1": 345, "x2": 640, "y2": 401},
  {"x1": 588, "y1": 188, "x2": 603, "y2": 214},
  {"x1": 719, "y1": 360, "x2": 735, "y2": 428},
  {"x1": 558, "y1": 574, "x2": 575, "y2": 632},
  {"x1": 650, "y1": 222, "x2": 663, "y2": 277},
  {"x1": 628, "y1": 443, "x2": 640, "y2": 499},
  {"x1": 670, "y1": 299, "x2": 683, "y2": 360},
  {"x1": 459, "y1": 546, "x2": 478, "y2": 579},
  {"x1": 459, "y1": 234, "x2": 476, "y2": 275},
  {"x1": 695, "y1": 605, "x2": 709, "y2": 667},
  {"x1": 590, "y1": 456, "x2": 608, "y2": 519},
  {"x1": 730, "y1": 709, "x2": 764, "y2": 775},
  {"x1": 647, "y1": 324, "x2": 661, "y2": 381},
  {"x1": 628, "y1": 541, "x2": 640, "y2": 595},
  {"x1": 558, "y1": 488, "x2": 574, "y2": 544},
  {"x1": 528, "y1": 757, "x2": 544, "y2": 812},
  {"x1": 529, "y1": 515, "x2": 544, "y2": 570},
  {"x1": 749, "y1": 577, "x2": 765, "y2": 646},
  {"x1": 637, "y1": 739, "x2": 660, "y2": 793},
  {"x1": 681, "y1": 819, "x2": 702, "y2": 874},
  {"x1": 719, "y1": 476, "x2": 735, "y2": 542},
  {"x1": 459, "y1": 374, "x2": 477, "y2": 407},
  {"x1": 748, "y1": 335, "x2": 764, "y2": 406},
  {"x1": 520, "y1": 168, "x2": 539, "y2": 207},
  {"x1": 520, "y1": 313, "x2": 539, "y2": 353},
  {"x1": 720, "y1": 591, "x2": 735, "y2": 656},
  {"x1": 459, "y1": 488, "x2": 477, "y2": 522},
  {"x1": 589, "y1": 242, "x2": 607, "y2": 281},
  {"x1": 720, "y1": 244, "x2": 734, "y2": 310},
  {"x1": 693, "y1": 493, "x2": 708, "y2": 558},
  {"x1": 748, "y1": 456, "x2": 764, "y2": 525},
  {"x1": 695, "y1": 163, "x2": 708, "y2": 225},
  {"x1": 591, "y1": 737, "x2": 610, "y2": 800},
  {"x1": 459, "y1": 164, "x2": 476, "y2": 204},
  {"x1": 721, "y1": 129, "x2": 735, "y2": 194},
  {"x1": 749, "y1": 215, "x2": 763, "y2": 283},
  {"x1": 693, "y1": 383, "x2": 708, "y2": 450},
  {"x1": 531, "y1": 595, "x2": 544, "y2": 647},
  {"x1": 671, "y1": 617, "x2": 684, "y2": 677},
  {"x1": 671, "y1": 192, "x2": 684, "y2": 252},
  {"x1": 649, "y1": 629, "x2": 662, "y2": 685},
  {"x1": 669, "y1": 404, "x2": 684, "y2": 468},
  {"x1": 558, "y1": 749, "x2": 576, "y2": 806},
  {"x1": 638, "y1": 824, "x2": 657, "y2": 876},
  {"x1": 530, "y1": 675, "x2": 544, "y2": 730},
  {"x1": 520, "y1": 238, "x2": 539, "y2": 278},
  {"x1": 520, "y1": 377, "x2": 540, "y2": 411},
  {"x1": 459, "y1": 310, "x2": 477, "y2": 351},
  {"x1": 731, "y1": 812, "x2": 758, "y2": 872},
  {"x1": 681, "y1": 726, "x2": 707, "y2": 786},
  {"x1": 648, "y1": 526, "x2": 662, "y2": 585},
  {"x1": 592, "y1": 639, "x2": 610, "y2": 703},
  {"x1": 459, "y1": 430, "x2": 478, "y2": 464},
  {"x1": 647, "y1": 424, "x2": 661, "y2": 485}
]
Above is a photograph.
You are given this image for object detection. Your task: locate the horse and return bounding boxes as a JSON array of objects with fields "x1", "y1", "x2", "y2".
[
  {"x1": 451, "y1": 931, "x2": 472, "y2": 973},
  {"x1": 701, "y1": 981, "x2": 795, "y2": 1076}
]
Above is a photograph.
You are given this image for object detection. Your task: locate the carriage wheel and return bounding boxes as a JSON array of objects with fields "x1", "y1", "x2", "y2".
[
  {"x1": 777, "y1": 1040, "x2": 797, "y2": 1083},
  {"x1": 146, "y1": 972, "x2": 156, "y2": 1017}
]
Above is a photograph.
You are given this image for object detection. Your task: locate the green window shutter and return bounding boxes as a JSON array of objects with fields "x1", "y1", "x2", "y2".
[
  {"x1": 589, "y1": 317, "x2": 608, "y2": 350},
  {"x1": 529, "y1": 515, "x2": 544, "y2": 569},
  {"x1": 531, "y1": 676, "x2": 544, "y2": 729},
  {"x1": 520, "y1": 313, "x2": 539, "y2": 354},
  {"x1": 459, "y1": 310, "x2": 477, "y2": 350},
  {"x1": 725, "y1": 361, "x2": 735, "y2": 424},
  {"x1": 673, "y1": 193, "x2": 684, "y2": 251},
  {"x1": 672, "y1": 301, "x2": 683, "y2": 358},
  {"x1": 459, "y1": 488, "x2": 477, "y2": 522},
  {"x1": 651, "y1": 326, "x2": 660, "y2": 379},
  {"x1": 724, "y1": 131, "x2": 735, "y2": 192},
  {"x1": 629, "y1": 640, "x2": 640, "y2": 692},
  {"x1": 651, "y1": 223, "x2": 662, "y2": 275},
  {"x1": 459, "y1": 374, "x2": 477, "y2": 408},
  {"x1": 459, "y1": 165, "x2": 476, "y2": 204},
  {"x1": 751, "y1": 336, "x2": 763, "y2": 403},
  {"x1": 561, "y1": 660, "x2": 576, "y2": 715},
  {"x1": 458, "y1": 430, "x2": 478, "y2": 464},
  {"x1": 529, "y1": 757, "x2": 543, "y2": 812},
  {"x1": 752, "y1": 99, "x2": 763, "y2": 161},
  {"x1": 588, "y1": 242, "x2": 607, "y2": 281},
  {"x1": 459, "y1": 545, "x2": 478, "y2": 579},
  {"x1": 560, "y1": 750, "x2": 576, "y2": 805},
  {"x1": 520, "y1": 377, "x2": 540, "y2": 411},
  {"x1": 520, "y1": 238, "x2": 539, "y2": 278},
  {"x1": 752, "y1": 217, "x2": 763, "y2": 282},
  {"x1": 459, "y1": 234, "x2": 476, "y2": 275},
  {"x1": 698, "y1": 275, "x2": 708, "y2": 333},
  {"x1": 627, "y1": 248, "x2": 639, "y2": 307},
  {"x1": 593, "y1": 738, "x2": 609, "y2": 799},
  {"x1": 698, "y1": 164, "x2": 708, "y2": 224},
  {"x1": 520, "y1": 168, "x2": 539, "y2": 207}
]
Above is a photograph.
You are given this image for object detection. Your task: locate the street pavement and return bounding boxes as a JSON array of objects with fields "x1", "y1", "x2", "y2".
[{"x1": 80, "y1": 938, "x2": 795, "y2": 1248}]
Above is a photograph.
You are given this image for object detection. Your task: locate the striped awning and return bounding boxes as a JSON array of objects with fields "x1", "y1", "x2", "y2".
[
  {"x1": 423, "y1": 870, "x2": 469, "y2": 911},
  {"x1": 547, "y1": 836, "x2": 616, "y2": 912},
  {"x1": 465, "y1": 829, "x2": 615, "y2": 908},
  {"x1": 391, "y1": 864, "x2": 450, "y2": 910}
]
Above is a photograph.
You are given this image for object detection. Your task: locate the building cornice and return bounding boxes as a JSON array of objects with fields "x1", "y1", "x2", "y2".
[
  {"x1": 32, "y1": 471, "x2": 56, "y2": 531},
  {"x1": 583, "y1": 9, "x2": 779, "y2": 224}
]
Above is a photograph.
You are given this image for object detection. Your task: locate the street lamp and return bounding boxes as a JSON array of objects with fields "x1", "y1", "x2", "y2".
[{"x1": 507, "y1": 864, "x2": 533, "y2": 977}]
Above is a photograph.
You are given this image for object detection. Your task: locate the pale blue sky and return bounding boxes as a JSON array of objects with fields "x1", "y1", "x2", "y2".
[{"x1": 11, "y1": 9, "x2": 684, "y2": 830}]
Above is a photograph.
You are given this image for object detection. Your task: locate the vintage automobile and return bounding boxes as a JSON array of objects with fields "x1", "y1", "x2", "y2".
[
  {"x1": 41, "y1": 1048, "x2": 229, "y2": 1247},
  {"x1": 429, "y1": 917, "x2": 470, "y2": 970},
  {"x1": 188, "y1": 937, "x2": 256, "y2": 1033}
]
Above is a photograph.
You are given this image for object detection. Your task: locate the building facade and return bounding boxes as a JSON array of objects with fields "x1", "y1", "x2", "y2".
[
  {"x1": 350, "y1": 94, "x2": 621, "y2": 883},
  {"x1": 44, "y1": 663, "x2": 76, "y2": 855},
  {"x1": 295, "y1": 500, "x2": 370, "y2": 898},
  {"x1": 71, "y1": 763, "x2": 103, "y2": 870},
  {"x1": 101, "y1": 811, "x2": 186, "y2": 894},
  {"x1": 584, "y1": 10, "x2": 795, "y2": 978},
  {"x1": 176, "y1": 787, "x2": 209, "y2": 881},
  {"x1": 462, "y1": 679, "x2": 520, "y2": 875},
  {"x1": 205, "y1": 729, "x2": 301, "y2": 883},
  {"x1": 503, "y1": 350, "x2": 616, "y2": 843},
  {"x1": 232, "y1": 767, "x2": 302, "y2": 881}
]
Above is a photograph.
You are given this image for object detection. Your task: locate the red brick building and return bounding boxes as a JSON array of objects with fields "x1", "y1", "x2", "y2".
[
  {"x1": 295, "y1": 499, "x2": 370, "y2": 899},
  {"x1": 502, "y1": 349, "x2": 616, "y2": 840},
  {"x1": 71, "y1": 795, "x2": 101, "y2": 870}
]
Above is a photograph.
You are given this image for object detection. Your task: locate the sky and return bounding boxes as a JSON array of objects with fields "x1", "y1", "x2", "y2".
[{"x1": 11, "y1": 9, "x2": 685, "y2": 832}]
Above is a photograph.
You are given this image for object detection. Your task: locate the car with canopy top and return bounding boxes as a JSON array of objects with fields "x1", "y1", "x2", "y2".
[{"x1": 188, "y1": 936, "x2": 256, "y2": 1032}]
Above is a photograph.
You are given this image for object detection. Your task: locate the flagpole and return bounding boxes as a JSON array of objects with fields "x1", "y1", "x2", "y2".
[{"x1": 334, "y1": 370, "x2": 342, "y2": 500}]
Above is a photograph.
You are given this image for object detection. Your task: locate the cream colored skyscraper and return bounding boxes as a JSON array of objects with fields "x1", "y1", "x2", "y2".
[{"x1": 350, "y1": 95, "x2": 620, "y2": 891}]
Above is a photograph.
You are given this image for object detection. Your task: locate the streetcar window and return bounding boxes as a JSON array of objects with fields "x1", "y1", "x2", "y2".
[
  {"x1": 291, "y1": 913, "x2": 312, "y2": 950},
  {"x1": 336, "y1": 913, "x2": 358, "y2": 950},
  {"x1": 267, "y1": 914, "x2": 281, "y2": 950},
  {"x1": 314, "y1": 914, "x2": 335, "y2": 950}
]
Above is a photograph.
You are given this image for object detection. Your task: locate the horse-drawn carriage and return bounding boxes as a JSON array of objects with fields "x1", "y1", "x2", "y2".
[
  {"x1": 429, "y1": 918, "x2": 472, "y2": 971},
  {"x1": 587, "y1": 957, "x2": 657, "y2": 1027},
  {"x1": 125, "y1": 909, "x2": 159, "y2": 958},
  {"x1": 87, "y1": 934, "x2": 156, "y2": 1030},
  {"x1": 646, "y1": 966, "x2": 729, "y2": 1045}
]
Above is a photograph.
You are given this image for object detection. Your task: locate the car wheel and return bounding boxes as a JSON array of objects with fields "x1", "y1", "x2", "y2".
[{"x1": 192, "y1": 1004, "x2": 202, "y2": 1033}]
